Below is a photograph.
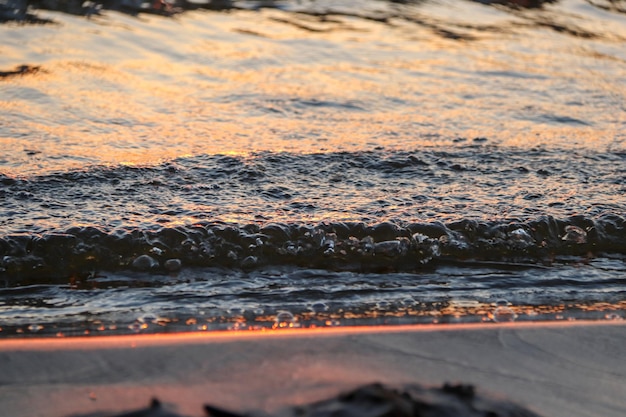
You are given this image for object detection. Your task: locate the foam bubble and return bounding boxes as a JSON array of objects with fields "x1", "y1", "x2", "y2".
[{"x1": 274, "y1": 310, "x2": 297, "y2": 329}]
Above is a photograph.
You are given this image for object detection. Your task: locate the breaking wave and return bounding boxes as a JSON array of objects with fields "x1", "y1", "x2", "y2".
[{"x1": 1, "y1": 148, "x2": 625, "y2": 283}]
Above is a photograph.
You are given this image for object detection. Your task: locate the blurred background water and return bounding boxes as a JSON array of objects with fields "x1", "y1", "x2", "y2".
[{"x1": 0, "y1": 0, "x2": 625, "y2": 337}]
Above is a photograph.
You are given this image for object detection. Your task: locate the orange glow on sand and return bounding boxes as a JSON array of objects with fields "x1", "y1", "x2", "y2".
[{"x1": 1, "y1": 320, "x2": 625, "y2": 352}]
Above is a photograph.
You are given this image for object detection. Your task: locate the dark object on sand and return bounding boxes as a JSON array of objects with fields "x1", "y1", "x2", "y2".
[
  {"x1": 91, "y1": 398, "x2": 183, "y2": 417},
  {"x1": 94, "y1": 383, "x2": 543, "y2": 417},
  {"x1": 261, "y1": 383, "x2": 543, "y2": 417}
]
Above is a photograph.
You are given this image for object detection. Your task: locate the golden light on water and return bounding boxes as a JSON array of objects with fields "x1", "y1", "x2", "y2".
[
  {"x1": 1, "y1": 6, "x2": 625, "y2": 175},
  {"x1": 168, "y1": 301, "x2": 626, "y2": 334},
  {"x1": 4, "y1": 298, "x2": 625, "y2": 338}
]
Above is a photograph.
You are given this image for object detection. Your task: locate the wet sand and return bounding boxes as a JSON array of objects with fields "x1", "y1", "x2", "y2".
[{"x1": 1, "y1": 321, "x2": 625, "y2": 417}]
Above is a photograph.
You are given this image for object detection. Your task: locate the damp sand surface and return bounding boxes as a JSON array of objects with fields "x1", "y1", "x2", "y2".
[{"x1": 0, "y1": 322, "x2": 625, "y2": 417}]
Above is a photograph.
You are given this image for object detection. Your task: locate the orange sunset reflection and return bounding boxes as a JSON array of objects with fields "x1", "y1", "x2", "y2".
[{"x1": 0, "y1": 5, "x2": 624, "y2": 176}]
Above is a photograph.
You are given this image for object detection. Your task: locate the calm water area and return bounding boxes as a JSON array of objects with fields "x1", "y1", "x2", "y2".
[{"x1": 0, "y1": 0, "x2": 625, "y2": 337}]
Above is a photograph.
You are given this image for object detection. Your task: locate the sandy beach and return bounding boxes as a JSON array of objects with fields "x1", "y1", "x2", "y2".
[{"x1": 1, "y1": 321, "x2": 625, "y2": 417}]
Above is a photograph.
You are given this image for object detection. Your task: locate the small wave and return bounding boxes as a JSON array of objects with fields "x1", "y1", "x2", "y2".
[
  {"x1": 2, "y1": 149, "x2": 625, "y2": 232},
  {"x1": 1, "y1": 214, "x2": 624, "y2": 283},
  {"x1": 2, "y1": 148, "x2": 626, "y2": 283}
]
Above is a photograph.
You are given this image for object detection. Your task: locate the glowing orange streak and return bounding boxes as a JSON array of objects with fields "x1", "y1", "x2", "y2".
[{"x1": 1, "y1": 320, "x2": 624, "y2": 352}]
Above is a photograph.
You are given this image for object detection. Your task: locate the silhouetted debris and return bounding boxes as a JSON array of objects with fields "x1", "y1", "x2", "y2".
[
  {"x1": 73, "y1": 398, "x2": 184, "y2": 417},
  {"x1": 269, "y1": 383, "x2": 543, "y2": 417},
  {"x1": 204, "y1": 404, "x2": 245, "y2": 417},
  {"x1": 90, "y1": 383, "x2": 543, "y2": 417}
]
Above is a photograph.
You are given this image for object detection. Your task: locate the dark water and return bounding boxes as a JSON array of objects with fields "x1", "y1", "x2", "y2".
[{"x1": 1, "y1": 0, "x2": 625, "y2": 337}]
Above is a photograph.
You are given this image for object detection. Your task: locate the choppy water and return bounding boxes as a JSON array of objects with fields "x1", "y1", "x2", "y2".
[{"x1": 1, "y1": 0, "x2": 625, "y2": 337}]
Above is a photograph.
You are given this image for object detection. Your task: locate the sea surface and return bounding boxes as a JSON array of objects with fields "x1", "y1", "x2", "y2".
[{"x1": 1, "y1": 0, "x2": 625, "y2": 337}]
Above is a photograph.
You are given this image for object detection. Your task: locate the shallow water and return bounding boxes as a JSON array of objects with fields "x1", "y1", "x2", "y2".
[
  {"x1": 1, "y1": 0, "x2": 625, "y2": 336},
  {"x1": 1, "y1": 261, "x2": 625, "y2": 337}
]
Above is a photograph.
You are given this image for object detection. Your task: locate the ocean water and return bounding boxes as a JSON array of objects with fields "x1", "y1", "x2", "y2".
[{"x1": 0, "y1": 0, "x2": 625, "y2": 337}]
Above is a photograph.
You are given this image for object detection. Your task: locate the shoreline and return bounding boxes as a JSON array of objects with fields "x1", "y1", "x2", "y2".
[
  {"x1": 1, "y1": 319, "x2": 625, "y2": 350},
  {"x1": 1, "y1": 320, "x2": 625, "y2": 417}
]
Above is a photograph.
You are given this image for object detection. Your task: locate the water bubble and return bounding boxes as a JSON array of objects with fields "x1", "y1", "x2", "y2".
[
  {"x1": 274, "y1": 311, "x2": 296, "y2": 329},
  {"x1": 401, "y1": 298, "x2": 417, "y2": 307},
  {"x1": 562, "y1": 225, "x2": 587, "y2": 244},
  {"x1": 374, "y1": 239, "x2": 409, "y2": 257},
  {"x1": 493, "y1": 307, "x2": 516, "y2": 322},
  {"x1": 412, "y1": 233, "x2": 429, "y2": 244},
  {"x1": 137, "y1": 314, "x2": 158, "y2": 324},
  {"x1": 28, "y1": 324, "x2": 43, "y2": 332},
  {"x1": 412, "y1": 233, "x2": 441, "y2": 262},
  {"x1": 508, "y1": 228, "x2": 534, "y2": 248},
  {"x1": 283, "y1": 243, "x2": 299, "y2": 256},
  {"x1": 228, "y1": 307, "x2": 245, "y2": 316},
  {"x1": 131, "y1": 254, "x2": 159, "y2": 271},
  {"x1": 323, "y1": 233, "x2": 336, "y2": 255},
  {"x1": 241, "y1": 256, "x2": 258, "y2": 269},
  {"x1": 128, "y1": 322, "x2": 144, "y2": 333},
  {"x1": 440, "y1": 234, "x2": 469, "y2": 251},
  {"x1": 376, "y1": 301, "x2": 390, "y2": 310},
  {"x1": 229, "y1": 322, "x2": 244, "y2": 331},
  {"x1": 309, "y1": 302, "x2": 329, "y2": 313},
  {"x1": 360, "y1": 236, "x2": 375, "y2": 253},
  {"x1": 150, "y1": 247, "x2": 164, "y2": 256},
  {"x1": 164, "y1": 258, "x2": 182, "y2": 272},
  {"x1": 493, "y1": 301, "x2": 517, "y2": 322}
]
